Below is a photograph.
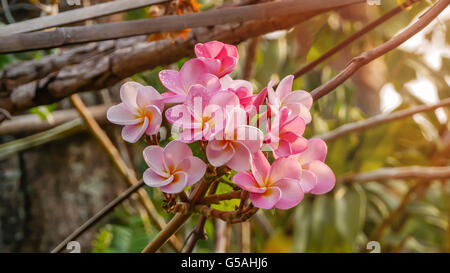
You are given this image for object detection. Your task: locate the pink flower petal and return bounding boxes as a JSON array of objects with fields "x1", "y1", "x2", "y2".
[
  {"x1": 296, "y1": 138, "x2": 328, "y2": 164},
  {"x1": 162, "y1": 92, "x2": 186, "y2": 104},
  {"x1": 235, "y1": 125, "x2": 264, "y2": 153},
  {"x1": 165, "y1": 104, "x2": 190, "y2": 125},
  {"x1": 176, "y1": 156, "x2": 206, "y2": 186},
  {"x1": 299, "y1": 170, "x2": 317, "y2": 193},
  {"x1": 107, "y1": 103, "x2": 140, "y2": 125},
  {"x1": 281, "y1": 115, "x2": 305, "y2": 136},
  {"x1": 285, "y1": 103, "x2": 312, "y2": 124},
  {"x1": 233, "y1": 172, "x2": 265, "y2": 193},
  {"x1": 136, "y1": 86, "x2": 164, "y2": 112},
  {"x1": 121, "y1": 117, "x2": 148, "y2": 143},
  {"x1": 308, "y1": 160, "x2": 336, "y2": 195},
  {"x1": 209, "y1": 91, "x2": 240, "y2": 110},
  {"x1": 250, "y1": 187, "x2": 282, "y2": 209},
  {"x1": 180, "y1": 59, "x2": 209, "y2": 90},
  {"x1": 195, "y1": 41, "x2": 223, "y2": 58},
  {"x1": 276, "y1": 75, "x2": 294, "y2": 100},
  {"x1": 145, "y1": 105, "x2": 162, "y2": 135},
  {"x1": 142, "y1": 146, "x2": 167, "y2": 176},
  {"x1": 163, "y1": 140, "x2": 193, "y2": 171},
  {"x1": 206, "y1": 141, "x2": 235, "y2": 167},
  {"x1": 160, "y1": 171, "x2": 188, "y2": 194},
  {"x1": 269, "y1": 157, "x2": 302, "y2": 184},
  {"x1": 250, "y1": 150, "x2": 271, "y2": 186},
  {"x1": 273, "y1": 178, "x2": 304, "y2": 209},
  {"x1": 159, "y1": 70, "x2": 184, "y2": 95},
  {"x1": 282, "y1": 90, "x2": 313, "y2": 109},
  {"x1": 120, "y1": 82, "x2": 140, "y2": 110},
  {"x1": 143, "y1": 168, "x2": 173, "y2": 187},
  {"x1": 227, "y1": 142, "x2": 251, "y2": 172}
]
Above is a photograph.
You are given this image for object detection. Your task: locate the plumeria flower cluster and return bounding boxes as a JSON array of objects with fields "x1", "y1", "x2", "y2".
[{"x1": 107, "y1": 41, "x2": 335, "y2": 212}]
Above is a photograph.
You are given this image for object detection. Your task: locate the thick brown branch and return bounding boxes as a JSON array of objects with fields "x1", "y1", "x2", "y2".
[
  {"x1": 0, "y1": 0, "x2": 170, "y2": 36},
  {"x1": 0, "y1": 0, "x2": 365, "y2": 53},
  {"x1": 317, "y1": 98, "x2": 450, "y2": 142},
  {"x1": 310, "y1": 0, "x2": 449, "y2": 101},
  {"x1": 0, "y1": 1, "x2": 364, "y2": 115},
  {"x1": 339, "y1": 166, "x2": 450, "y2": 183}
]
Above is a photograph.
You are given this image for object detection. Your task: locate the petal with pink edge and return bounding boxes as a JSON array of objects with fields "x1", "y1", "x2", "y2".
[
  {"x1": 206, "y1": 141, "x2": 235, "y2": 167},
  {"x1": 273, "y1": 178, "x2": 304, "y2": 209},
  {"x1": 145, "y1": 105, "x2": 162, "y2": 135},
  {"x1": 235, "y1": 125, "x2": 263, "y2": 153},
  {"x1": 163, "y1": 141, "x2": 193, "y2": 171},
  {"x1": 227, "y1": 142, "x2": 251, "y2": 172},
  {"x1": 180, "y1": 59, "x2": 209, "y2": 89},
  {"x1": 120, "y1": 82, "x2": 140, "y2": 110},
  {"x1": 143, "y1": 168, "x2": 173, "y2": 187},
  {"x1": 136, "y1": 86, "x2": 163, "y2": 111},
  {"x1": 299, "y1": 170, "x2": 317, "y2": 193},
  {"x1": 282, "y1": 90, "x2": 313, "y2": 109},
  {"x1": 269, "y1": 157, "x2": 302, "y2": 184},
  {"x1": 296, "y1": 138, "x2": 328, "y2": 165},
  {"x1": 107, "y1": 103, "x2": 140, "y2": 125},
  {"x1": 209, "y1": 91, "x2": 240, "y2": 110},
  {"x1": 250, "y1": 150, "x2": 271, "y2": 186},
  {"x1": 159, "y1": 70, "x2": 184, "y2": 95},
  {"x1": 250, "y1": 187, "x2": 282, "y2": 209},
  {"x1": 160, "y1": 171, "x2": 188, "y2": 194},
  {"x1": 142, "y1": 146, "x2": 167, "y2": 176},
  {"x1": 276, "y1": 75, "x2": 294, "y2": 100},
  {"x1": 176, "y1": 157, "x2": 206, "y2": 186},
  {"x1": 121, "y1": 117, "x2": 148, "y2": 143},
  {"x1": 233, "y1": 172, "x2": 265, "y2": 193},
  {"x1": 308, "y1": 160, "x2": 336, "y2": 195}
]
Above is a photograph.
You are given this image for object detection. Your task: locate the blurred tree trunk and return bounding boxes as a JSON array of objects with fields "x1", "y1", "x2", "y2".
[{"x1": 0, "y1": 131, "x2": 125, "y2": 253}]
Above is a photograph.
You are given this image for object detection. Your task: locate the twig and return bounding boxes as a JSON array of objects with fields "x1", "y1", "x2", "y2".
[
  {"x1": 51, "y1": 180, "x2": 145, "y2": 253},
  {"x1": 310, "y1": 0, "x2": 449, "y2": 101},
  {"x1": 339, "y1": 166, "x2": 450, "y2": 183},
  {"x1": 240, "y1": 221, "x2": 251, "y2": 253},
  {"x1": 292, "y1": 0, "x2": 422, "y2": 79},
  {"x1": 183, "y1": 181, "x2": 221, "y2": 253},
  {"x1": 0, "y1": 0, "x2": 170, "y2": 36},
  {"x1": 0, "y1": 119, "x2": 84, "y2": 160},
  {"x1": 316, "y1": 98, "x2": 450, "y2": 142},
  {"x1": 0, "y1": 0, "x2": 365, "y2": 53},
  {"x1": 69, "y1": 94, "x2": 182, "y2": 252},
  {"x1": 198, "y1": 190, "x2": 242, "y2": 205},
  {"x1": 0, "y1": 105, "x2": 108, "y2": 135}
]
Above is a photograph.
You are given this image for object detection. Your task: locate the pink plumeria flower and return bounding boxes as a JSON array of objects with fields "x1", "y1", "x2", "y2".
[
  {"x1": 195, "y1": 41, "x2": 239, "y2": 78},
  {"x1": 267, "y1": 107, "x2": 308, "y2": 157},
  {"x1": 107, "y1": 82, "x2": 164, "y2": 143},
  {"x1": 206, "y1": 108, "x2": 264, "y2": 172},
  {"x1": 143, "y1": 140, "x2": 206, "y2": 194},
  {"x1": 292, "y1": 138, "x2": 336, "y2": 194},
  {"x1": 159, "y1": 58, "x2": 221, "y2": 103},
  {"x1": 233, "y1": 151, "x2": 304, "y2": 210},
  {"x1": 267, "y1": 75, "x2": 313, "y2": 123},
  {"x1": 166, "y1": 86, "x2": 240, "y2": 142},
  {"x1": 220, "y1": 75, "x2": 256, "y2": 109}
]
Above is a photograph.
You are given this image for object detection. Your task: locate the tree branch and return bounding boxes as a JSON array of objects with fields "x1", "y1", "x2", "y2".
[
  {"x1": 0, "y1": 1, "x2": 363, "y2": 116},
  {"x1": 0, "y1": 0, "x2": 170, "y2": 36},
  {"x1": 292, "y1": 0, "x2": 422, "y2": 79},
  {"x1": 0, "y1": 0, "x2": 365, "y2": 53},
  {"x1": 310, "y1": 0, "x2": 449, "y2": 101},
  {"x1": 51, "y1": 180, "x2": 145, "y2": 253},
  {"x1": 317, "y1": 98, "x2": 450, "y2": 142},
  {"x1": 338, "y1": 166, "x2": 450, "y2": 183},
  {"x1": 69, "y1": 94, "x2": 182, "y2": 252}
]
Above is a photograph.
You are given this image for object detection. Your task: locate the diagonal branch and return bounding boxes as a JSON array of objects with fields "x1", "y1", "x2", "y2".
[
  {"x1": 338, "y1": 166, "x2": 450, "y2": 183},
  {"x1": 292, "y1": 0, "x2": 422, "y2": 79},
  {"x1": 69, "y1": 94, "x2": 182, "y2": 252},
  {"x1": 316, "y1": 98, "x2": 450, "y2": 142},
  {"x1": 310, "y1": 0, "x2": 449, "y2": 101}
]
